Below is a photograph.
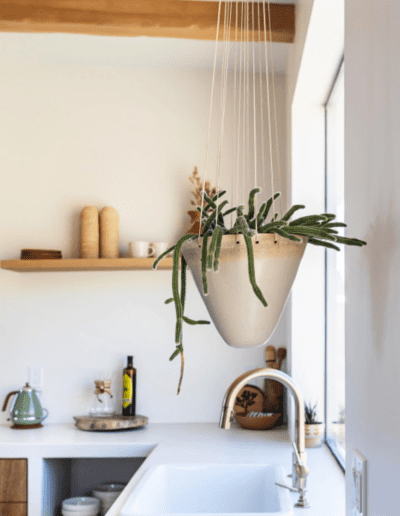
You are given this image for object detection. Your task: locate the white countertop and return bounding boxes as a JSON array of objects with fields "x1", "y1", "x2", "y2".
[{"x1": 0, "y1": 422, "x2": 345, "y2": 516}]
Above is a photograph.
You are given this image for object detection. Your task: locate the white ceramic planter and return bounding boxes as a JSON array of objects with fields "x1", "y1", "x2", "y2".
[
  {"x1": 182, "y1": 233, "x2": 307, "y2": 348},
  {"x1": 305, "y1": 423, "x2": 325, "y2": 448}
]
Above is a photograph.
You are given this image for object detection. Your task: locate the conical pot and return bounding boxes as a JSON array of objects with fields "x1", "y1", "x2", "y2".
[{"x1": 182, "y1": 234, "x2": 307, "y2": 348}]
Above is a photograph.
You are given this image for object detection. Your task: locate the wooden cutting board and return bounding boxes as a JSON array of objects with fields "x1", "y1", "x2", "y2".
[
  {"x1": 234, "y1": 385, "x2": 266, "y2": 416},
  {"x1": 73, "y1": 414, "x2": 148, "y2": 432}
]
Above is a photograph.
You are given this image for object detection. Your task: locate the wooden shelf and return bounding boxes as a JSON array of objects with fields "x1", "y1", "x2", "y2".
[{"x1": 0, "y1": 257, "x2": 173, "y2": 272}]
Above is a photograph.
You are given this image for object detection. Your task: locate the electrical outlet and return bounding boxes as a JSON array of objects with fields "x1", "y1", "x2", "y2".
[
  {"x1": 29, "y1": 366, "x2": 43, "y2": 391},
  {"x1": 352, "y1": 449, "x2": 367, "y2": 516}
]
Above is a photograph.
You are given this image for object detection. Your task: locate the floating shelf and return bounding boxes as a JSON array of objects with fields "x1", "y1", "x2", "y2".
[{"x1": 0, "y1": 257, "x2": 173, "y2": 272}]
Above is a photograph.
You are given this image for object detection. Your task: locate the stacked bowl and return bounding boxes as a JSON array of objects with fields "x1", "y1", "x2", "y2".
[
  {"x1": 62, "y1": 497, "x2": 100, "y2": 516},
  {"x1": 92, "y1": 484, "x2": 126, "y2": 515}
]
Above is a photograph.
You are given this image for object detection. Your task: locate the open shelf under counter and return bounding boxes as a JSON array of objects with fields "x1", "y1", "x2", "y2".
[{"x1": 0, "y1": 257, "x2": 173, "y2": 272}]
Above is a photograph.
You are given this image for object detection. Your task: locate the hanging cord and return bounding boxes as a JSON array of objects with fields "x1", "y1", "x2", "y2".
[
  {"x1": 235, "y1": 0, "x2": 245, "y2": 242},
  {"x1": 267, "y1": 0, "x2": 283, "y2": 218},
  {"x1": 244, "y1": 0, "x2": 250, "y2": 209},
  {"x1": 262, "y1": 0, "x2": 277, "y2": 241},
  {"x1": 231, "y1": 0, "x2": 239, "y2": 230},
  {"x1": 257, "y1": 2, "x2": 266, "y2": 197},
  {"x1": 216, "y1": 1, "x2": 233, "y2": 221},
  {"x1": 251, "y1": 1, "x2": 258, "y2": 240},
  {"x1": 242, "y1": 1, "x2": 247, "y2": 212},
  {"x1": 199, "y1": 0, "x2": 223, "y2": 243}
]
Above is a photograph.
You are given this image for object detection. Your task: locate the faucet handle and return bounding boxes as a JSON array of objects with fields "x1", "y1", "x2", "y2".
[
  {"x1": 292, "y1": 442, "x2": 305, "y2": 465},
  {"x1": 276, "y1": 482, "x2": 303, "y2": 493},
  {"x1": 275, "y1": 483, "x2": 311, "y2": 509},
  {"x1": 292, "y1": 442, "x2": 309, "y2": 478}
]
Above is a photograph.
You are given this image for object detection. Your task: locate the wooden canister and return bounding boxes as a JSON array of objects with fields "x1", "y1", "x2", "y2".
[
  {"x1": 80, "y1": 206, "x2": 99, "y2": 258},
  {"x1": 100, "y1": 207, "x2": 119, "y2": 258}
]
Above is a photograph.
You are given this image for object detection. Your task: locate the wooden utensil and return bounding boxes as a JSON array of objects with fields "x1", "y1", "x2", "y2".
[
  {"x1": 265, "y1": 345, "x2": 276, "y2": 367},
  {"x1": 277, "y1": 348, "x2": 287, "y2": 370}
]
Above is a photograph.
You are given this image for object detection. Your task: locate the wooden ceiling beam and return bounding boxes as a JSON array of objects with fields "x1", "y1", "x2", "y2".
[{"x1": 0, "y1": 1, "x2": 295, "y2": 42}]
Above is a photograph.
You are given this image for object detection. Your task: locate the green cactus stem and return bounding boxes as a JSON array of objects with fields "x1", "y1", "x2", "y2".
[
  {"x1": 281, "y1": 204, "x2": 305, "y2": 221},
  {"x1": 243, "y1": 234, "x2": 268, "y2": 307},
  {"x1": 272, "y1": 228, "x2": 303, "y2": 242},
  {"x1": 213, "y1": 229, "x2": 224, "y2": 271},
  {"x1": 207, "y1": 225, "x2": 222, "y2": 270},
  {"x1": 153, "y1": 244, "x2": 177, "y2": 270},
  {"x1": 307, "y1": 238, "x2": 340, "y2": 251},
  {"x1": 261, "y1": 192, "x2": 281, "y2": 224},
  {"x1": 201, "y1": 233, "x2": 210, "y2": 295},
  {"x1": 183, "y1": 316, "x2": 211, "y2": 325},
  {"x1": 171, "y1": 234, "x2": 197, "y2": 343},
  {"x1": 289, "y1": 215, "x2": 328, "y2": 226},
  {"x1": 247, "y1": 187, "x2": 261, "y2": 220}
]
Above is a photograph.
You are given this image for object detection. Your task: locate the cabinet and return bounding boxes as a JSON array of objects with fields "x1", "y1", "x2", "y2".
[
  {"x1": 0, "y1": 505, "x2": 26, "y2": 516},
  {"x1": 0, "y1": 460, "x2": 27, "y2": 516}
]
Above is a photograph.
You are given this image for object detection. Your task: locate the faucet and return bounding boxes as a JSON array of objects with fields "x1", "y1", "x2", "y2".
[{"x1": 219, "y1": 368, "x2": 310, "y2": 509}]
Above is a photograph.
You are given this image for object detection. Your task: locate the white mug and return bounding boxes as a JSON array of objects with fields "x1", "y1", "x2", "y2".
[
  {"x1": 129, "y1": 241, "x2": 155, "y2": 258},
  {"x1": 151, "y1": 242, "x2": 170, "y2": 259}
]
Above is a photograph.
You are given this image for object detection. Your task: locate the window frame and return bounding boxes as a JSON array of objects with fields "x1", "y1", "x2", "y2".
[{"x1": 324, "y1": 56, "x2": 345, "y2": 472}]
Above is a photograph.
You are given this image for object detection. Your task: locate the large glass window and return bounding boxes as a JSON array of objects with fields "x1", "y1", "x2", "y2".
[{"x1": 325, "y1": 61, "x2": 345, "y2": 468}]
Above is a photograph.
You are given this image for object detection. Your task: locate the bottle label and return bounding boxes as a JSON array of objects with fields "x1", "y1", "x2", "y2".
[{"x1": 123, "y1": 374, "x2": 132, "y2": 408}]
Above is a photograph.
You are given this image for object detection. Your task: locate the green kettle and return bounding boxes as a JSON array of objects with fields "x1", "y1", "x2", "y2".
[{"x1": 2, "y1": 383, "x2": 48, "y2": 429}]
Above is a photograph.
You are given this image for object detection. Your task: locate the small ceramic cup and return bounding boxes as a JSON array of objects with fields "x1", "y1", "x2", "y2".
[
  {"x1": 151, "y1": 242, "x2": 170, "y2": 259},
  {"x1": 129, "y1": 242, "x2": 155, "y2": 258}
]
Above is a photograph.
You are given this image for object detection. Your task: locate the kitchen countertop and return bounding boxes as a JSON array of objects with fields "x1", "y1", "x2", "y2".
[{"x1": 0, "y1": 422, "x2": 345, "y2": 515}]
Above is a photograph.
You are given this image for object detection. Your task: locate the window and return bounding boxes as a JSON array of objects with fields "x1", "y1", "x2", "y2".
[{"x1": 325, "y1": 61, "x2": 345, "y2": 469}]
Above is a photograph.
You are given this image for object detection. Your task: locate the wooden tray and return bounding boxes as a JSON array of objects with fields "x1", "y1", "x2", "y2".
[{"x1": 73, "y1": 414, "x2": 148, "y2": 432}]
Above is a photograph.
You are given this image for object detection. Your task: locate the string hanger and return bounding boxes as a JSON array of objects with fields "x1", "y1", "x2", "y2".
[{"x1": 200, "y1": 0, "x2": 282, "y2": 240}]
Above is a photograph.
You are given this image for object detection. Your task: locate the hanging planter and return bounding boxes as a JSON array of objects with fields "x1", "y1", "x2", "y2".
[
  {"x1": 182, "y1": 233, "x2": 306, "y2": 348},
  {"x1": 153, "y1": 189, "x2": 367, "y2": 393},
  {"x1": 151, "y1": 0, "x2": 367, "y2": 395}
]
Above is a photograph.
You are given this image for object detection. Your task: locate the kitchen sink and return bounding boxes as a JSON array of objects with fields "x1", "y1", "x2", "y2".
[{"x1": 120, "y1": 464, "x2": 293, "y2": 516}]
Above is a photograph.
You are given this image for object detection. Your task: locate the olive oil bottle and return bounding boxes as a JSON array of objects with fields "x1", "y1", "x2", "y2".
[{"x1": 122, "y1": 355, "x2": 136, "y2": 417}]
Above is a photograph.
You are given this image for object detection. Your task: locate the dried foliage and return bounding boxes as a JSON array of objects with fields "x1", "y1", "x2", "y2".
[{"x1": 189, "y1": 167, "x2": 218, "y2": 209}]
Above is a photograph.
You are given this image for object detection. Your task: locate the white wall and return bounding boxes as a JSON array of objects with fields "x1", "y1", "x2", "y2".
[
  {"x1": 0, "y1": 33, "x2": 288, "y2": 424},
  {"x1": 345, "y1": 1, "x2": 400, "y2": 514}
]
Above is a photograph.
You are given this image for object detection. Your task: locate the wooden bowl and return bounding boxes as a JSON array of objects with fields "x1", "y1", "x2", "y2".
[{"x1": 235, "y1": 413, "x2": 281, "y2": 430}]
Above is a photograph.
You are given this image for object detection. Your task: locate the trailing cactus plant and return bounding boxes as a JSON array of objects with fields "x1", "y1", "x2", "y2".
[{"x1": 153, "y1": 188, "x2": 367, "y2": 394}]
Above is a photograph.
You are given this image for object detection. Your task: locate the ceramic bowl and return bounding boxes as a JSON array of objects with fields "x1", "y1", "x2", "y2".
[
  {"x1": 235, "y1": 413, "x2": 281, "y2": 430},
  {"x1": 92, "y1": 484, "x2": 126, "y2": 515},
  {"x1": 62, "y1": 497, "x2": 100, "y2": 515},
  {"x1": 62, "y1": 510, "x2": 98, "y2": 516}
]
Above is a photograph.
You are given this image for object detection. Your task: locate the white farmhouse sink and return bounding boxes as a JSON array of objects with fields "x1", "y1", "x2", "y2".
[{"x1": 120, "y1": 464, "x2": 293, "y2": 516}]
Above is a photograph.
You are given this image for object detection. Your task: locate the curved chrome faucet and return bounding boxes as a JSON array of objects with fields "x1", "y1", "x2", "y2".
[{"x1": 219, "y1": 368, "x2": 310, "y2": 508}]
